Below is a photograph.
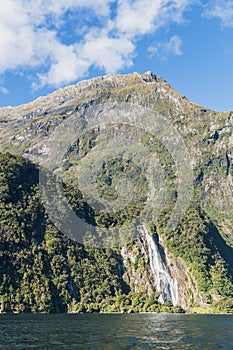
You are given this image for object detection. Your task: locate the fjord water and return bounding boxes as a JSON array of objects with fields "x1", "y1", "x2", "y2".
[{"x1": 0, "y1": 314, "x2": 232, "y2": 349}]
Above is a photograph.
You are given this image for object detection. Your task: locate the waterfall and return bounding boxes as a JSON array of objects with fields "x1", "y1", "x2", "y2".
[{"x1": 139, "y1": 224, "x2": 178, "y2": 306}]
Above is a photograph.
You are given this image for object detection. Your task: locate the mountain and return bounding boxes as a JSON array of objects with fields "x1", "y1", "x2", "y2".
[{"x1": 0, "y1": 71, "x2": 232, "y2": 313}]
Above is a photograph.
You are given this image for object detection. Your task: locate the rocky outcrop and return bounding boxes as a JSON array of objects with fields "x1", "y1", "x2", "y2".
[
  {"x1": 121, "y1": 227, "x2": 209, "y2": 310},
  {"x1": 158, "y1": 236, "x2": 208, "y2": 309},
  {"x1": 0, "y1": 71, "x2": 232, "y2": 310}
]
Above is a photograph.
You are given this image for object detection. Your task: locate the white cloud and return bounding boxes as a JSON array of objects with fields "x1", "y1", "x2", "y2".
[
  {"x1": 80, "y1": 29, "x2": 135, "y2": 72},
  {"x1": 0, "y1": 0, "x2": 192, "y2": 89},
  {"x1": 115, "y1": 0, "x2": 194, "y2": 37},
  {"x1": 115, "y1": 0, "x2": 164, "y2": 37},
  {"x1": 36, "y1": 31, "x2": 135, "y2": 87},
  {"x1": 0, "y1": 87, "x2": 9, "y2": 94},
  {"x1": 203, "y1": 1, "x2": 233, "y2": 27},
  {"x1": 35, "y1": 42, "x2": 90, "y2": 87},
  {"x1": 167, "y1": 35, "x2": 182, "y2": 56},
  {"x1": 148, "y1": 35, "x2": 182, "y2": 61},
  {"x1": 0, "y1": 0, "x2": 34, "y2": 72}
]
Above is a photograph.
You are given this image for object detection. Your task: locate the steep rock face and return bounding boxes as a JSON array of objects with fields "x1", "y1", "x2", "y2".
[
  {"x1": 0, "y1": 72, "x2": 232, "y2": 236},
  {"x1": 0, "y1": 72, "x2": 232, "y2": 311},
  {"x1": 0, "y1": 71, "x2": 206, "y2": 160},
  {"x1": 121, "y1": 238, "x2": 156, "y2": 296},
  {"x1": 158, "y1": 236, "x2": 208, "y2": 309},
  {"x1": 120, "y1": 229, "x2": 207, "y2": 310}
]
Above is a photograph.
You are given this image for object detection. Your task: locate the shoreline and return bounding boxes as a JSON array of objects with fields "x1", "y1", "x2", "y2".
[{"x1": 0, "y1": 310, "x2": 232, "y2": 315}]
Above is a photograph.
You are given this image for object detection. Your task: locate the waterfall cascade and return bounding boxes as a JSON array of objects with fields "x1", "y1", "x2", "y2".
[{"x1": 139, "y1": 225, "x2": 178, "y2": 306}]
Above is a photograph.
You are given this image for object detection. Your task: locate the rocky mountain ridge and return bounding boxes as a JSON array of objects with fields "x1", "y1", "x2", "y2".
[
  {"x1": 0, "y1": 72, "x2": 232, "y2": 312},
  {"x1": 1, "y1": 71, "x2": 232, "y2": 241}
]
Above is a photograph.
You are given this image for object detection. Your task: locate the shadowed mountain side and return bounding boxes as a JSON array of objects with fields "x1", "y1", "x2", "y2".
[{"x1": 0, "y1": 72, "x2": 232, "y2": 313}]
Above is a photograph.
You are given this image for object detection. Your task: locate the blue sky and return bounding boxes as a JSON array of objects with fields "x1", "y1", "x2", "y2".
[{"x1": 0, "y1": 0, "x2": 233, "y2": 111}]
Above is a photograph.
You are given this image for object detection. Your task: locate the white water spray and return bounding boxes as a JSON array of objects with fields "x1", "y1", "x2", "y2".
[{"x1": 139, "y1": 225, "x2": 178, "y2": 305}]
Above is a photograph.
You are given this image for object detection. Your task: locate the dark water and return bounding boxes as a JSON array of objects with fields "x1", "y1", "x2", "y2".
[{"x1": 0, "y1": 313, "x2": 232, "y2": 349}]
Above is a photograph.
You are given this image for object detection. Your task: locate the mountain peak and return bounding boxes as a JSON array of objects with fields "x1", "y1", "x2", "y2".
[{"x1": 0, "y1": 71, "x2": 232, "y2": 313}]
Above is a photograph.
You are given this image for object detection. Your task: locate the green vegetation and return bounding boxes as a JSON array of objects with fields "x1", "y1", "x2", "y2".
[
  {"x1": 0, "y1": 151, "x2": 232, "y2": 313},
  {"x1": 69, "y1": 294, "x2": 184, "y2": 313},
  {"x1": 0, "y1": 153, "x2": 182, "y2": 313},
  {"x1": 157, "y1": 207, "x2": 233, "y2": 300},
  {"x1": 0, "y1": 73, "x2": 232, "y2": 314}
]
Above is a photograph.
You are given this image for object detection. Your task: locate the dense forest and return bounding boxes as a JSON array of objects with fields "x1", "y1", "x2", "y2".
[
  {"x1": 0, "y1": 152, "x2": 233, "y2": 313},
  {"x1": 0, "y1": 153, "x2": 183, "y2": 313}
]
